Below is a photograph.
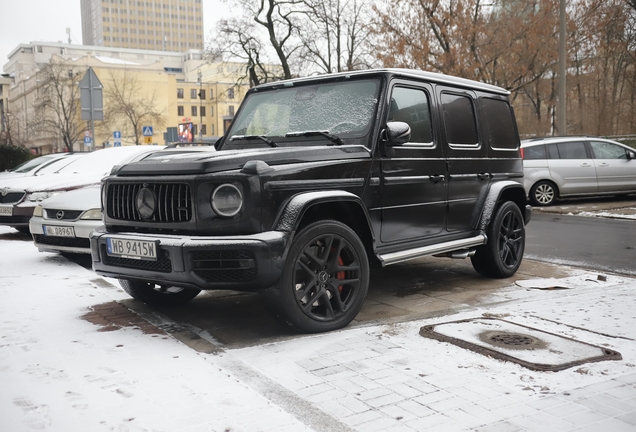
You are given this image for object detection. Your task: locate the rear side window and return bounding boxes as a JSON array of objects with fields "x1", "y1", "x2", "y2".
[
  {"x1": 481, "y1": 98, "x2": 518, "y2": 150},
  {"x1": 556, "y1": 142, "x2": 588, "y2": 159},
  {"x1": 523, "y1": 144, "x2": 547, "y2": 160},
  {"x1": 441, "y1": 93, "x2": 479, "y2": 147}
]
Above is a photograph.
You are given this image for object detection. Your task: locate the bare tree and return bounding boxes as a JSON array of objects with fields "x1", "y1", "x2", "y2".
[
  {"x1": 102, "y1": 69, "x2": 166, "y2": 146},
  {"x1": 32, "y1": 61, "x2": 83, "y2": 152}
]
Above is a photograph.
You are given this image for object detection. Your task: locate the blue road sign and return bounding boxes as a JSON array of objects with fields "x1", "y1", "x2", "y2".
[
  {"x1": 114, "y1": 142, "x2": 121, "y2": 147},
  {"x1": 114, "y1": 131, "x2": 121, "y2": 139},
  {"x1": 142, "y1": 126, "x2": 153, "y2": 136},
  {"x1": 84, "y1": 136, "x2": 92, "y2": 144}
]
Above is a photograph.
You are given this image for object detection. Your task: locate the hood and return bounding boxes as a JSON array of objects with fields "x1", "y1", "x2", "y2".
[
  {"x1": 3, "y1": 172, "x2": 104, "y2": 193},
  {"x1": 40, "y1": 186, "x2": 101, "y2": 211},
  {"x1": 114, "y1": 145, "x2": 372, "y2": 176}
]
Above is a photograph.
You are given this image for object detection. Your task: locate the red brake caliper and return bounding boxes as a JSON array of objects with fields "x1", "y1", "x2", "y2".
[{"x1": 337, "y1": 256, "x2": 345, "y2": 293}]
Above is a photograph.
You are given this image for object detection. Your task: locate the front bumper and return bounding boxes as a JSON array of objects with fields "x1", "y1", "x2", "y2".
[
  {"x1": 90, "y1": 228, "x2": 289, "y2": 292},
  {"x1": 30, "y1": 216, "x2": 100, "y2": 254}
]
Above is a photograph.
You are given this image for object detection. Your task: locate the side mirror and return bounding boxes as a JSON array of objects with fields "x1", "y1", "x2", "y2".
[
  {"x1": 384, "y1": 121, "x2": 411, "y2": 146},
  {"x1": 628, "y1": 151, "x2": 636, "y2": 160}
]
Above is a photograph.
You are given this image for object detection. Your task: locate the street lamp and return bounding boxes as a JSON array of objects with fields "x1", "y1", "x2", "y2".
[{"x1": 197, "y1": 69, "x2": 203, "y2": 140}]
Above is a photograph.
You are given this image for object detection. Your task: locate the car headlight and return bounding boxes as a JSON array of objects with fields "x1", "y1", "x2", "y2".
[
  {"x1": 26, "y1": 191, "x2": 57, "y2": 202},
  {"x1": 80, "y1": 208, "x2": 102, "y2": 220},
  {"x1": 211, "y1": 183, "x2": 242, "y2": 217},
  {"x1": 33, "y1": 205, "x2": 43, "y2": 217}
]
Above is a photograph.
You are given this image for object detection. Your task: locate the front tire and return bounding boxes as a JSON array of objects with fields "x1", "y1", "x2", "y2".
[
  {"x1": 471, "y1": 201, "x2": 525, "y2": 278},
  {"x1": 261, "y1": 220, "x2": 369, "y2": 333},
  {"x1": 530, "y1": 181, "x2": 557, "y2": 206},
  {"x1": 118, "y1": 279, "x2": 201, "y2": 306}
]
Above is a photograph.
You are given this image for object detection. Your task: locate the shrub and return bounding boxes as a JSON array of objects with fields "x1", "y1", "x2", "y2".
[{"x1": 0, "y1": 144, "x2": 32, "y2": 172}]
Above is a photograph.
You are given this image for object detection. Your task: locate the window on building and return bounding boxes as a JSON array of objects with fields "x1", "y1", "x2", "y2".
[
  {"x1": 211, "y1": 124, "x2": 215, "y2": 135},
  {"x1": 177, "y1": 88, "x2": 184, "y2": 99},
  {"x1": 228, "y1": 106, "x2": 235, "y2": 116},
  {"x1": 198, "y1": 89, "x2": 206, "y2": 100},
  {"x1": 200, "y1": 106, "x2": 206, "y2": 117},
  {"x1": 177, "y1": 106, "x2": 184, "y2": 116},
  {"x1": 190, "y1": 89, "x2": 197, "y2": 99},
  {"x1": 191, "y1": 106, "x2": 197, "y2": 116},
  {"x1": 228, "y1": 88, "x2": 235, "y2": 99},
  {"x1": 201, "y1": 125, "x2": 207, "y2": 135},
  {"x1": 210, "y1": 106, "x2": 214, "y2": 116},
  {"x1": 192, "y1": 124, "x2": 198, "y2": 136}
]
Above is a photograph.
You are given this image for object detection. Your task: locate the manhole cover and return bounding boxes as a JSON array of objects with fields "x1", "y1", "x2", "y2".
[{"x1": 420, "y1": 318, "x2": 621, "y2": 371}]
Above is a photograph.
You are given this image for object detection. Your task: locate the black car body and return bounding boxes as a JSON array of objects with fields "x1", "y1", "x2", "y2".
[{"x1": 91, "y1": 69, "x2": 531, "y2": 333}]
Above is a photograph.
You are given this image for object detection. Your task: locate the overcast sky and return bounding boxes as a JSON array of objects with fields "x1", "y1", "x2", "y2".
[{"x1": 0, "y1": 0, "x2": 230, "y2": 67}]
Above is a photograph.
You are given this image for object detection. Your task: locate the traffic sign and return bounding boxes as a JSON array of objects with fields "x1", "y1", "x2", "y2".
[
  {"x1": 143, "y1": 136, "x2": 152, "y2": 144},
  {"x1": 114, "y1": 141, "x2": 121, "y2": 147},
  {"x1": 84, "y1": 130, "x2": 91, "y2": 137},
  {"x1": 142, "y1": 126, "x2": 153, "y2": 136},
  {"x1": 84, "y1": 136, "x2": 92, "y2": 144},
  {"x1": 114, "y1": 131, "x2": 121, "y2": 139}
]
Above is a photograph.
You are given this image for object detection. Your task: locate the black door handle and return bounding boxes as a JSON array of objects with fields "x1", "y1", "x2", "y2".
[
  {"x1": 477, "y1": 172, "x2": 490, "y2": 181},
  {"x1": 430, "y1": 174, "x2": 445, "y2": 183}
]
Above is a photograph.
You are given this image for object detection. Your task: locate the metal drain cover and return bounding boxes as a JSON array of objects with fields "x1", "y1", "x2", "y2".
[{"x1": 420, "y1": 318, "x2": 621, "y2": 371}]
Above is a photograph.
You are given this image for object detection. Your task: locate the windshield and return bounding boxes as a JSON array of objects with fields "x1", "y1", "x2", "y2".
[
  {"x1": 57, "y1": 147, "x2": 155, "y2": 175},
  {"x1": 225, "y1": 78, "x2": 380, "y2": 149},
  {"x1": 36, "y1": 154, "x2": 85, "y2": 175},
  {"x1": 9, "y1": 154, "x2": 61, "y2": 173}
]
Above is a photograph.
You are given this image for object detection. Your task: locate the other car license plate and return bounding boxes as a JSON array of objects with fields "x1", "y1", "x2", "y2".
[
  {"x1": 106, "y1": 237, "x2": 158, "y2": 261},
  {"x1": 44, "y1": 225, "x2": 75, "y2": 237},
  {"x1": 0, "y1": 206, "x2": 12, "y2": 216}
]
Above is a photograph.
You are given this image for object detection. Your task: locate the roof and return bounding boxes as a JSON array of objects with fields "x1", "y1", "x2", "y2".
[{"x1": 253, "y1": 68, "x2": 510, "y2": 96}]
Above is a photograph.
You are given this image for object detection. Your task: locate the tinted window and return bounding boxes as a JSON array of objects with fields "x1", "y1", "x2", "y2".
[
  {"x1": 590, "y1": 141, "x2": 628, "y2": 159},
  {"x1": 481, "y1": 98, "x2": 517, "y2": 149},
  {"x1": 556, "y1": 142, "x2": 588, "y2": 159},
  {"x1": 388, "y1": 87, "x2": 433, "y2": 144},
  {"x1": 441, "y1": 93, "x2": 478, "y2": 146},
  {"x1": 523, "y1": 144, "x2": 547, "y2": 160},
  {"x1": 547, "y1": 144, "x2": 559, "y2": 159}
]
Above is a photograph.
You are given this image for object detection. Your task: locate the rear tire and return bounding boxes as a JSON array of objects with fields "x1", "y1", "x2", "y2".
[
  {"x1": 529, "y1": 181, "x2": 557, "y2": 206},
  {"x1": 118, "y1": 279, "x2": 201, "y2": 306},
  {"x1": 471, "y1": 201, "x2": 525, "y2": 278},
  {"x1": 261, "y1": 220, "x2": 369, "y2": 333}
]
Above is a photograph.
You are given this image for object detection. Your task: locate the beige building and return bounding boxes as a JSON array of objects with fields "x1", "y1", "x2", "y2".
[
  {"x1": 1, "y1": 42, "x2": 249, "y2": 154},
  {"x1": 81, "y1": 0, "x2": 203, "y2": 51}
]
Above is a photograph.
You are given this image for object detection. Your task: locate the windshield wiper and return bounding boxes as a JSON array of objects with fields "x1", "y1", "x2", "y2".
[
  {"x1": 285, "y1": 130, "x2": 344, "y2": 146},
  {"x1": 229, "y1": 135, "x2": 277, "y2": 148}
]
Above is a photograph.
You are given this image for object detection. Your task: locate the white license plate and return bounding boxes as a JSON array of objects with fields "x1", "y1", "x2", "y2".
[
  {"x1": 44, "y1": 225, "x2": 75, "y2": 237},
  {"x1": 106, "y1": 237, "x2": 158, "y2": 261},
  {"x1": 0, "y1": 206, "x2": 12, "y2": 216}
]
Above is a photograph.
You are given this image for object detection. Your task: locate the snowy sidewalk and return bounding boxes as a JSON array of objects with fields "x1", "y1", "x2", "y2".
[{"x1": 1, "y1": 225, "x2": 636, "y2": 431}]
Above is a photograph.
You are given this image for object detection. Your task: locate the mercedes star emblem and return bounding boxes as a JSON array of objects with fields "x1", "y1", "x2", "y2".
[{"x1": 135, "y1": 187, "x2": 156, "y2": 220}]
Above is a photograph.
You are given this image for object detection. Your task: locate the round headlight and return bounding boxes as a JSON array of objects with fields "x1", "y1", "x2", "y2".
[{"x1": 211, "y1": 184, "x2": 242, "y2": 217}]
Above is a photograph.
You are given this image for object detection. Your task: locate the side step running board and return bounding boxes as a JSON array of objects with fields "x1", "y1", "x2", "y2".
[{"x1": 379, "y1": 235, "x2": 487, "y2": 266}]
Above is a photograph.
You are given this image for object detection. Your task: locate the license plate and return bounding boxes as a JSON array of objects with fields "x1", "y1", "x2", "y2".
[
  {"x1": 0, "y1": 206, "x2": 12, "y2": 216},
  {"x1": 106, "y1": 237, "x2": 158, "y2": 261},
  {"x1": 44, "y1": 225, "x2": 75, "y2": 237}
]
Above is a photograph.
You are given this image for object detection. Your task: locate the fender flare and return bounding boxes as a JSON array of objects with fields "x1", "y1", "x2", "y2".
[
  {"x1": 274, "y1": 190, "x2": 372, "y2": 234},
  {"x1": 479, "y1": 181, "x2": 529, "y2": 231}
]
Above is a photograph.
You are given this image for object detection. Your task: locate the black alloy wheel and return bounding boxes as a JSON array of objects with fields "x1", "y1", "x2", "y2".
[
  {"x1": 261, "y1": 220, "x2": 369, "y2": 333},
  {"x1": 471, "y1": 201, "x2": 525, "y2": 278}
]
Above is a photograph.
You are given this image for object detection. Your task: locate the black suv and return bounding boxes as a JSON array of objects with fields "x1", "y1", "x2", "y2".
[{"x1": 90, "y1": 69, "x2": 531, "y2": 333}]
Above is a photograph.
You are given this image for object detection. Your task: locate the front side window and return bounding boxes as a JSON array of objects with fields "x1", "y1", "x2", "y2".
[
  {"x1": 441, "y1": 93, "x2": 479, "y2": 147},
  {"x1": 387, "y1": 86, "x2": 433, "y2": 144},
  {"x1": 226, "y1": 79, "x2": 380, "y2": 148},
  {"x1": 590, "y1": 141, "x2": 629, "y2": 159}
]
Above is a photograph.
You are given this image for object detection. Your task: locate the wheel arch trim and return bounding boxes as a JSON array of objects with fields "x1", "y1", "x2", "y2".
[{"x1": 479, "y1": 181, "x2": 530, "y2": 231}]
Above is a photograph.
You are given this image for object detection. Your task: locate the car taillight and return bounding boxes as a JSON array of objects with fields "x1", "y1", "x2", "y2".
[{"x1": 520, "y1": 148, "x2": 525, "y2": 159}]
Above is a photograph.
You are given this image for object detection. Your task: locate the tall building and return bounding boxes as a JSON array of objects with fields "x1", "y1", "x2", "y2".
[{"x1": 80, "y1": 0, "x2": 203, "y2": 51}]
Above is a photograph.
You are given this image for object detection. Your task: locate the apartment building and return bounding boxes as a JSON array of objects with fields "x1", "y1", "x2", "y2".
[
  {"x1": 2, "y1": 42, "x2": 246, "y2": 154},
  {"x1": 81, "y1": 0, "x2": 203, "y2": 51}
]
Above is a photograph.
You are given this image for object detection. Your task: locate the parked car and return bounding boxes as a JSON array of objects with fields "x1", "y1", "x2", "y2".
[
  {"x1": 28, "y1": 146, "x2": 217, "y2": 253},
  {"x1": 0, "y1": 152, "x2": 80, "y2": 180},
  {"x1": 0, "y1": 146, "x2": 165, "y2": 233},
  {"x1": 522, "y1": 136, "x2": 636, "y2": 206},
  {"x1": 91, "y1": 68, "x2": 531, "y2": 334}
]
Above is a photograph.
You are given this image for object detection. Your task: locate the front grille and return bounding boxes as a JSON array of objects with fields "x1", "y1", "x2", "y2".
[
  {"x1": 191, "y1": 250, "x2": 258, "y2": 283},
  {"x1": 34, "y1": 234, "x2": 90, "y2": 249},
  {"x1": 0, "y1": 192, "x2": 25, "y2": 204},
  {"x1": 107, "y1": 182, "x2": 192, "y2": 223},
  {"x1": 44, "y1": 209, "x2": 83, "y2": 220},
  {"x1": 101, "y1": 244, "x2": 172, "y2": 272}
]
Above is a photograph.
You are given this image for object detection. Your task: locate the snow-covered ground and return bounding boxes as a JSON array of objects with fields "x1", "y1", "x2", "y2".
[{"x1": 1, "y1": 225, "x2": 636, "y2": 431}]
